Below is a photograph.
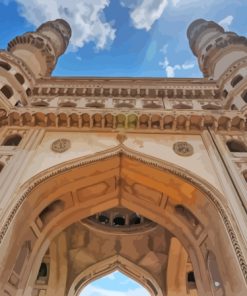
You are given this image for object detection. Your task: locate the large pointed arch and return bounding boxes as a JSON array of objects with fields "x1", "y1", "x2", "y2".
[
  {"x1": 68, "y1": 255, "x2": 162, "y2": 296},
  {"x1": 0, "y1": 145, "x2": 247, "y2": 295}
]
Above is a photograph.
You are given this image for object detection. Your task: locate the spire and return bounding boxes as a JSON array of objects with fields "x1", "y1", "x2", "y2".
[
  {"x1": 187, "y1": 18, "x2": 247, "y2": 109},
  {"x1": 187, "y1": 19, "x2": 247, "y2": 79},
  {"x1": 7, "y1": 19, "x2": 72, "y2": 78}
]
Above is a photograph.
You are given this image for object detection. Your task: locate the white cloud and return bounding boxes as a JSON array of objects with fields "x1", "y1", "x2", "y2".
[
  {"x1": 218, "y1": 15, "x2": 234, "y2": 31},
  {"x1": 14, "y1": 0, "x2": 116, "y2": 51},
  {"x1": 165, "y1": 64, "x2": 180, "y2": 77},
  {"x1": 171, "y1": 0, "x2": 200, "y2": 7},
  {"x1": 160, "y1": 44, "x2": 168, "y2": 55},
  {"x1": 159, "y1": 56, "x2": 169, "y2": 69},
  {"x1": 159, "y1": 50, "x2": 195, "y2": 77},
  {"x1": 80, "y1": 284, "x2": 150, "y2": 296},
  {"x1": 121, "y1": 0, "x2": 168, "y2": 31},
  {"x1": 105, "y1": 271, "x2": 118, "y2": 280},
  {"x1": 182, "y1": 62, "x2": 195, "y2": 70},
  {"x1": 171, "y1": 0, "x2": 181, "y2": 6}
]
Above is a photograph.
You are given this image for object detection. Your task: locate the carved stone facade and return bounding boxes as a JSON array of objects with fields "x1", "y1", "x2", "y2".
[{"x1": 0, "y1": 18, "x2": 247, "y2": 296}]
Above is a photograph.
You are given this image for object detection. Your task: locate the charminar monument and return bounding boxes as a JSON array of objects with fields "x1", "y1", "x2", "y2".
[{"x1": 0, "y1": 17, "x2": 246, "y2": 296}]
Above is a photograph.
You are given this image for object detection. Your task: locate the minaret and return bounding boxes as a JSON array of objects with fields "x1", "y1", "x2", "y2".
[
  {"x1": 8, "y1": 19, "x2": 71, "y2": 78},
  {"x1": 0, "y1": 19, "x2": 71, "y2": 107},
  {"x1": 187, "y1": 19, "x2": 247, "y2": 110}
]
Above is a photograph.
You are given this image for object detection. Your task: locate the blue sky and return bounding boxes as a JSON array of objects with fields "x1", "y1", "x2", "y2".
[
  {"x1": 79, "y1": 271, "x2": 150, "y2": 296},
  {"x1": 0, "y1": 0, "x2": 247, "y2": 78}
]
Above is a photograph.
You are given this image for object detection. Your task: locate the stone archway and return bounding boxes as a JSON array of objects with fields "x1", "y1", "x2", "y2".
[
  {"x1": 0, "y1": 146, "x2": 247, "y2": 295},
  {"x1": 67, "y1": 255, "x2": 163, "y2": 296}
]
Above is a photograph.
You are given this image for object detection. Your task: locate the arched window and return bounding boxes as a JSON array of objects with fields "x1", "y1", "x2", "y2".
[
  {"x1": 26, "y1": 88, "x2": 31, "y2": 97},
  {"x1": 15, "y1": 73, "x2": 25, "y2": 85},
  {"x1": 129, "y1": 213, "x2": 141, "y2": 225},
  {"x1": 226, "y1": 139, "x2": 247, "y2": 153},
  {"x1": 215, "y1": 37, "x2": 223, "y2": 43},
  {"x1": 113, "y1": 216, "x2": 125, "y2": 226},
  {"x1": 98, "y1": 214, "x2": 109, "y2": 224},
  {"x1": 187, "y1": 271, "x2": 196, "y2": 289},
  {"x1": 241, "y1": 90, "x2": 247, "y2": 103},
  {"x1": 3, "y1": 134, "x2": 22, "y2": 146},
  {"x1": 1, "y1": 84, "x2": 13, "y2": 99},
  {"x1": 0, "y1": 61, "x2": 11, "y2": 71},
  {"x1": 37, "y1": 262, "x2": 48, "y2": 279},
  {"x1": 206, "y1": 44, "x2": 213, "y2": 51},
  {"x1": 231, "y1": 75, "x2": 243, "y2": 87}
]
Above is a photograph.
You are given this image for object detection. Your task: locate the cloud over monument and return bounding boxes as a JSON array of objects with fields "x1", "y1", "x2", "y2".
[
  {"x1": 218, "y1": 15, "x2": 234, "y2": 31},
  {"x1": 121, "y1": 0, "x2": 168, "y2": 31},
  {"x1": 15, "y1": 0, "x2": 116, "y2": 51}
]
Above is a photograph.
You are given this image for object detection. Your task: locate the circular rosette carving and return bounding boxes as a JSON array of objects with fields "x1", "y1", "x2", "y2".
[
  {"x1": 51, "y1": 138, "x2": 71, "y2": 153},
  {"x1": 173, "y1": 141, "x2": 194, "y2": 157}
]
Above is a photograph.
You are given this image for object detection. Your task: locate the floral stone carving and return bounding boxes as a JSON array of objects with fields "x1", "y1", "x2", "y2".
[
  {"x1": 173, "y1": 141, "x2": 194, "y2": 157},
  {"x1": 51, "y1": 138, "x2": 71, "y2": 153}
]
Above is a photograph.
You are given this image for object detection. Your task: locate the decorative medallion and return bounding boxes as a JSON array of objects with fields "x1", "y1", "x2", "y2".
[
  {"x1": 51, "y1": 138, "x2": 71, "y2": 153},
  {"x1": 173, "y1": 141, "x2": 194, "y2": 157}
]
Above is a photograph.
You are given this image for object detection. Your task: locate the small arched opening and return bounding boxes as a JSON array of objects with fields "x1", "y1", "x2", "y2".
[
  {"x1": 68, "y1": 255, "x2": 162, "y2": 296},
  {"x1": 79, "y1": 270, "x2": 151, "y2": 296},
  {"x1": 1, "y1": 84, "x2": 13, "y2": 99},
  {"x1": 26, "y1": 88, "x2": 32, "y2": 97},
  {"x1": 231, "y1": 74, "x2": 243, "y2": 87},
  {"x1": 36, "y1": 262, "x2": 48, "y2": 282},
  {"x1": 15, "y1": 73, "x2": 25, "y2": 85},
  {"x1": 226, "y1": 139, "x2": 247, "y2": 153},
  {"x1": 241, "y1": 89, "x2": 247, "y2": 103},
  {"x1": 2, "y1": 134, "x2": 22, "y2": 146},
  {"x1": 113, "y1": 215, "x2": 125, "y2": 226},
  {"x1": 0, "y1": 61, "x2": 11, "y2": 71}
]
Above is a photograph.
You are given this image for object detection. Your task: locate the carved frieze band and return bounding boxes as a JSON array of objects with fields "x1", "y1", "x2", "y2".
[
  {"x1": 0, "y1": 146, "x2": 246, "y2": 282},
  {"x1": 2, "y1": 110, "x2": 246, "y2": 132}
]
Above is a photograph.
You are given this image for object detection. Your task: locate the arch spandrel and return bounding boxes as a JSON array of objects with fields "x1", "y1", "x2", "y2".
[
  {"x1": 19, "y1": 132, "x2": 223, "y2": 194},
  {"x1": 0, "y1": 146, "x2": 247, "y2": 295}
]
